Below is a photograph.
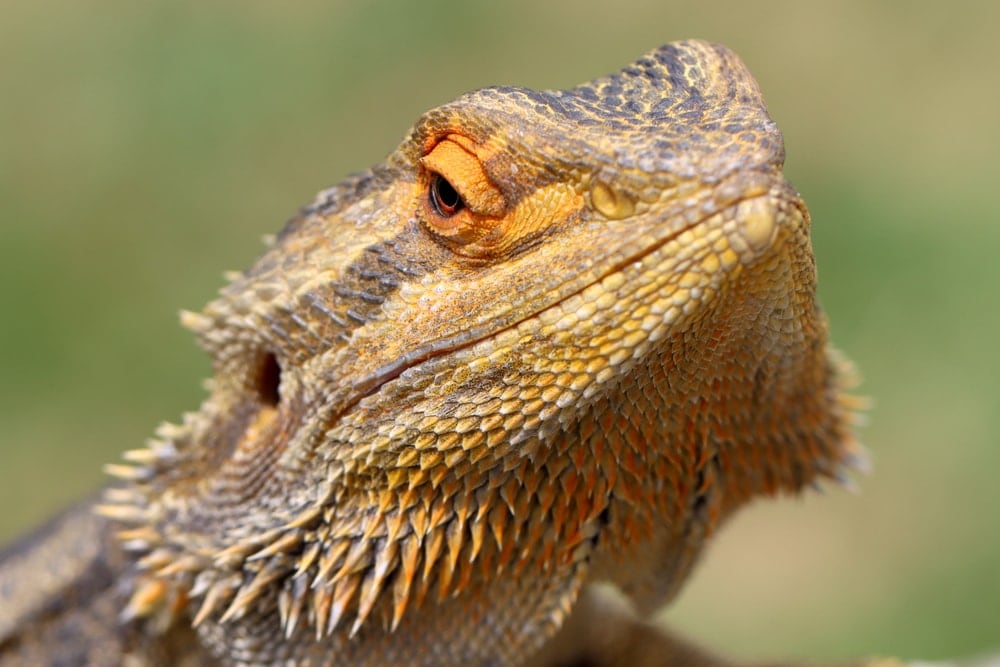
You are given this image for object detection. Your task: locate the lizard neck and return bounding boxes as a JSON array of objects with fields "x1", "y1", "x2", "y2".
[{"x1": 577, "y1": 249, "x2": 857, "y2": 609}]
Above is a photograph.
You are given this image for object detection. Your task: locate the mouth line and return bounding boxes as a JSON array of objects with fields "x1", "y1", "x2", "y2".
[{"x1": 347, "y1": 201, "x2": 731, "y2": 405}]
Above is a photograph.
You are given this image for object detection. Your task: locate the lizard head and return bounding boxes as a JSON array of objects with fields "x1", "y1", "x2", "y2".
[{"x1": 100, "y1": 40, "x2": 860, "y2": 649}]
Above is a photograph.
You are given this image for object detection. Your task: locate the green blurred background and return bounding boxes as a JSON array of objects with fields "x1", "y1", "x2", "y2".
[{"x1": 1, "y1": 1, "x2": 997, "y2": 662}]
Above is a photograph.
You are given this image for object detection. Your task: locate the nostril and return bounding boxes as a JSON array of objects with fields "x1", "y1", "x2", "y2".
[{"x1": 256, "y1": 352, "x2": 281, "y2": 407}]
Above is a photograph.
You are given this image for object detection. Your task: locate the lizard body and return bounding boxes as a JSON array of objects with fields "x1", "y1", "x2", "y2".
[{"x1": 0, "y1": 40, "x2": 861, "y2": 666}]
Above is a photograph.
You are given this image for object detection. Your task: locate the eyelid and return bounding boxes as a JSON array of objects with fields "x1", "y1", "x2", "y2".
[{"x1": 420, "y1": 136, "x2": 506, "y2": 217}]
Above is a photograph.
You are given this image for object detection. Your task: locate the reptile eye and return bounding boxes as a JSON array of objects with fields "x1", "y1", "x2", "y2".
[{"x1": 429, "y1": 173, "x2": 464, "y2": 217}]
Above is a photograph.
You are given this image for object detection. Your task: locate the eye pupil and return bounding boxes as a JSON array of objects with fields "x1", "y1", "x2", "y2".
[{"x1": 430, "y1": 174, "x2": 463, "y2": 217}]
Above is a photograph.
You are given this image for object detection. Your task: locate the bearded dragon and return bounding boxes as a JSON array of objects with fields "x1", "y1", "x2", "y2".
[{"x1": 0, "y1": 40, "x2": 865, "y2": 666}]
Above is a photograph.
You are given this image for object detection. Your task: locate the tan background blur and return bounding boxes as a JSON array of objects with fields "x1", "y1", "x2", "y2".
[{"x1": 1, "y1": 1, "x2": 997, "y2": 662}]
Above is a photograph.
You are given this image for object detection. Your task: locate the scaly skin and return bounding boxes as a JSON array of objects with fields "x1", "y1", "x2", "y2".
[{"x1": 0, "y1": 40, "x2": 863, "y2": 666}]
